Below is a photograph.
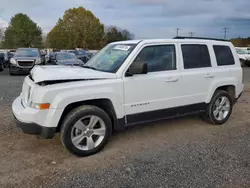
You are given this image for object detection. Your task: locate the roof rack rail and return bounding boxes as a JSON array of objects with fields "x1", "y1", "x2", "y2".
[{"x1": 173, "y1": 36, "x2": 229, "y2": 42}]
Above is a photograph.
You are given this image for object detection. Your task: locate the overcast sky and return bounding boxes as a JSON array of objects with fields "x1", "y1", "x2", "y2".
[{"x1": 0, "y1": 0, "x2": 250, "y2": 39}]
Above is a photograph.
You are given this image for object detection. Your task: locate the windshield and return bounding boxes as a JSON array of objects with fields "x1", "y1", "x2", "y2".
[
  {"x1": 57, "y1": 53, "x2": 77, "y2": 60},
  {"x1": 84, "y1": 44, "x2": 136, "y2": 73},
  {"x1": 15, "y1": 49, "x2": 39, "y2": 57}
]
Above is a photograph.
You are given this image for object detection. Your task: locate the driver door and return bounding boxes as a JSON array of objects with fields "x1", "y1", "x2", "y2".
[{"x1": 123, "y1": 44, "x2": 182, "y2": 125}]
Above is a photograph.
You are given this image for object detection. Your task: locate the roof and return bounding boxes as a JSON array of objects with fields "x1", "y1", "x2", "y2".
[
  {"x1": 173, "y1": 36, "x2": 228, "y2": 41},
  {"x1": 111, "y1": 40, "x2": 142, "y2": 44},
  {"x1": 111, "y1": 38, "x2": 232, "y2": 45},
  {"x1": 141, "y1": 39, "x2": 231, "y2": 44}
]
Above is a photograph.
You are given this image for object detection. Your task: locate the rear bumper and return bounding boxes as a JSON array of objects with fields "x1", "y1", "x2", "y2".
[{"x1": 12, "y1": 96, "x2": 56, "y2": 139}]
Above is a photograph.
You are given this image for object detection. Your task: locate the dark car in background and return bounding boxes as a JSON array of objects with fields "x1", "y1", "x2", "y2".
[
  {"x1": 72, "y1": 50, "x2": 91, "y2": 63},
  {"x1": 51, "y1": 52, "x2": 84, "y2": 66},
  {"x1": 46, "y1": 52, "x2": 55, "y2": 63},
  {"x1": 0, "y1": 53, "x2": 4, "y2": 71},
  {"x1": 9, "y1": 50, "x2": 16, "y2": 57},
  {"x1": 0, "y1": 50, "x2": 12, "y2": 68},
  {"x1": 9, "y1": 52, "x2": 14, "y2": 59},
  {"x1": 9, "y1": 48, "x2": 45, "y2": 75}
]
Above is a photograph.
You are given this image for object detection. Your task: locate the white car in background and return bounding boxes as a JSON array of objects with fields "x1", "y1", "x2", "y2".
[
  {"x1": 0, "y1": 50, "x2": 11, "y2": 68},
  {"x1": 235, "y1": 47, "x2": 250, "y2": 66}
]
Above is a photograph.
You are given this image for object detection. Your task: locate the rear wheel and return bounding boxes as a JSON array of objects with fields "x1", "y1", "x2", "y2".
[
  {"x1": 60, "y1": 105, "x2": 112, "y2": 157},
  {"x1": 203, "y1": 90, "x2": 233, "y2": 125}
]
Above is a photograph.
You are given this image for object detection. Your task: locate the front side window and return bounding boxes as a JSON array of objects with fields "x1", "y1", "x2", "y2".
[
  {"x1": 84, "y1": 44, "x2": 136, "y2": 73},
  {"x1": 182, "y1": 44, "x2": 211, "y2": 69},
  {"x1": 133, "y1": 45, "x2": 176, "y2": 72},
  {"x1": 213, "y1": 45, "x2": 235, "y2": 66}
]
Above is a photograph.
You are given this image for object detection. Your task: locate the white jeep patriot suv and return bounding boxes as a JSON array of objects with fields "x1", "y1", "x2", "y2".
[{"x1": 12, "y1": 37, "x2": 244, "y2": 156}]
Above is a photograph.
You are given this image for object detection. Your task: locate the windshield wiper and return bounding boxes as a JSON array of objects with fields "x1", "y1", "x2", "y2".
[{"x1": 83, "y1": 65, "x2": 98, "y2": 70}]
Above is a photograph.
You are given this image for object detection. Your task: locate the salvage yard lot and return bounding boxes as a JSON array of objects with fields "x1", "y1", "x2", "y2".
[{"x1": 0, "y1": 68, "x2": 250, "y2": 188}]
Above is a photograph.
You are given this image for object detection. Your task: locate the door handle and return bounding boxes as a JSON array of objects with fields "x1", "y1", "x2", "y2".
[
  {"x1": 204, "y1": 74, "x2": 214, "y2": 79},
  {"x1": 165, "y1": 77, "x2": 179, "y2": 82}
]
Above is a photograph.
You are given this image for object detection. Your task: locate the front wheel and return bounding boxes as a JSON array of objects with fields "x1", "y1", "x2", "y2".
[
  {"x1": 60, "y1": 105, "x2": 112, "y2": 157},
  {"x1": 203, "y1": 90, "x2": 233, "y2": 125}
]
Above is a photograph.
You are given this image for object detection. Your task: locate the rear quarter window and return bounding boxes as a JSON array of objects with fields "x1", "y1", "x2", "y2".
[{"x1": 213, "y1": 45, "x2": 235, "y2": 66}]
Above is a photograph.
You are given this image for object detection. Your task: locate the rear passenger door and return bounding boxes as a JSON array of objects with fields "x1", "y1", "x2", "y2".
[{"x1": 179, "y1": 43, "x2": 214, "y2": 105}]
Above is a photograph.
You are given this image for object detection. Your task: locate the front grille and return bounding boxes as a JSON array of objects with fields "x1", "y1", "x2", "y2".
[{"x1": 17, "y1": 60, "x2": 34, "y2": 67}]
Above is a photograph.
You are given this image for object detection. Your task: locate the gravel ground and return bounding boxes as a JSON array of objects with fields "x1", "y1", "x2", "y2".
[{"x1": 0, "y1": 68, "x2": 250, "y2": 188}]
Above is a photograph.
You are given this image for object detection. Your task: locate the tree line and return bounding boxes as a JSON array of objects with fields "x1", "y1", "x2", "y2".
[
  {"x1": 0, "y1": 6, "x2": 134, "y2": 49},
  {"x1": 1, "y1": 6, "x2": 250, "y2": 49},
  {"x1": 230, "y1": 37, "x2": 250, "y2": 47}
]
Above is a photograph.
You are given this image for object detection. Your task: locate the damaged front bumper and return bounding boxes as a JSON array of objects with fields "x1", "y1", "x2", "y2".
[{"x1": 12, "y1": 96, "x2": 56, "y2": 139}]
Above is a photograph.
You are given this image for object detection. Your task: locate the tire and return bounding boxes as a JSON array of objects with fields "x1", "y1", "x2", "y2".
[
  {"x1": 203, "y1": 90, "x2": 233, "y2": 125},
  {"x1": 60, "y1": 105, "x2": 112, "y2": 157}
]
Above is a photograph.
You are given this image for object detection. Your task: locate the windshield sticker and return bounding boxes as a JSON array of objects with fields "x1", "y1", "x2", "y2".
[{"x1": 114, "y1": 45, "x2": 131, "y2": 51}]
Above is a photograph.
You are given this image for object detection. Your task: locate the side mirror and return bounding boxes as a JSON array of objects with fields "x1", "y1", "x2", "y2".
[{"x1": 126, "y1": 61, "x2": 147, "y2": 76}]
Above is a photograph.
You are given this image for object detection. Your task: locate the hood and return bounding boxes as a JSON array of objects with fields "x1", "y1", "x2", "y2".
[
  {"x1": 30, "y1": 65, "x2": 117, "y2": 83},
  {"x1": 56, "y1": 59, "x2": 83, "y2": 65}
]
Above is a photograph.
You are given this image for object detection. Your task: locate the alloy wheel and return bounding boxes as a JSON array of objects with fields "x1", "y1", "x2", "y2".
[
  {"x1": 70, "y1": 115, "x2": 106, "y2": 151},
  {"x1": 213, "y1": 96, "x2": 230, "y2": 121}
]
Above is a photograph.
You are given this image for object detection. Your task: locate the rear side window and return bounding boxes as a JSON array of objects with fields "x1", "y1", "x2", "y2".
[
  {"x1": 213, "y1": 45, "x2": 235, "y2": 66},
  {"x1": 181, "y1": 44, "x2": 211, "y2": 69}
]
